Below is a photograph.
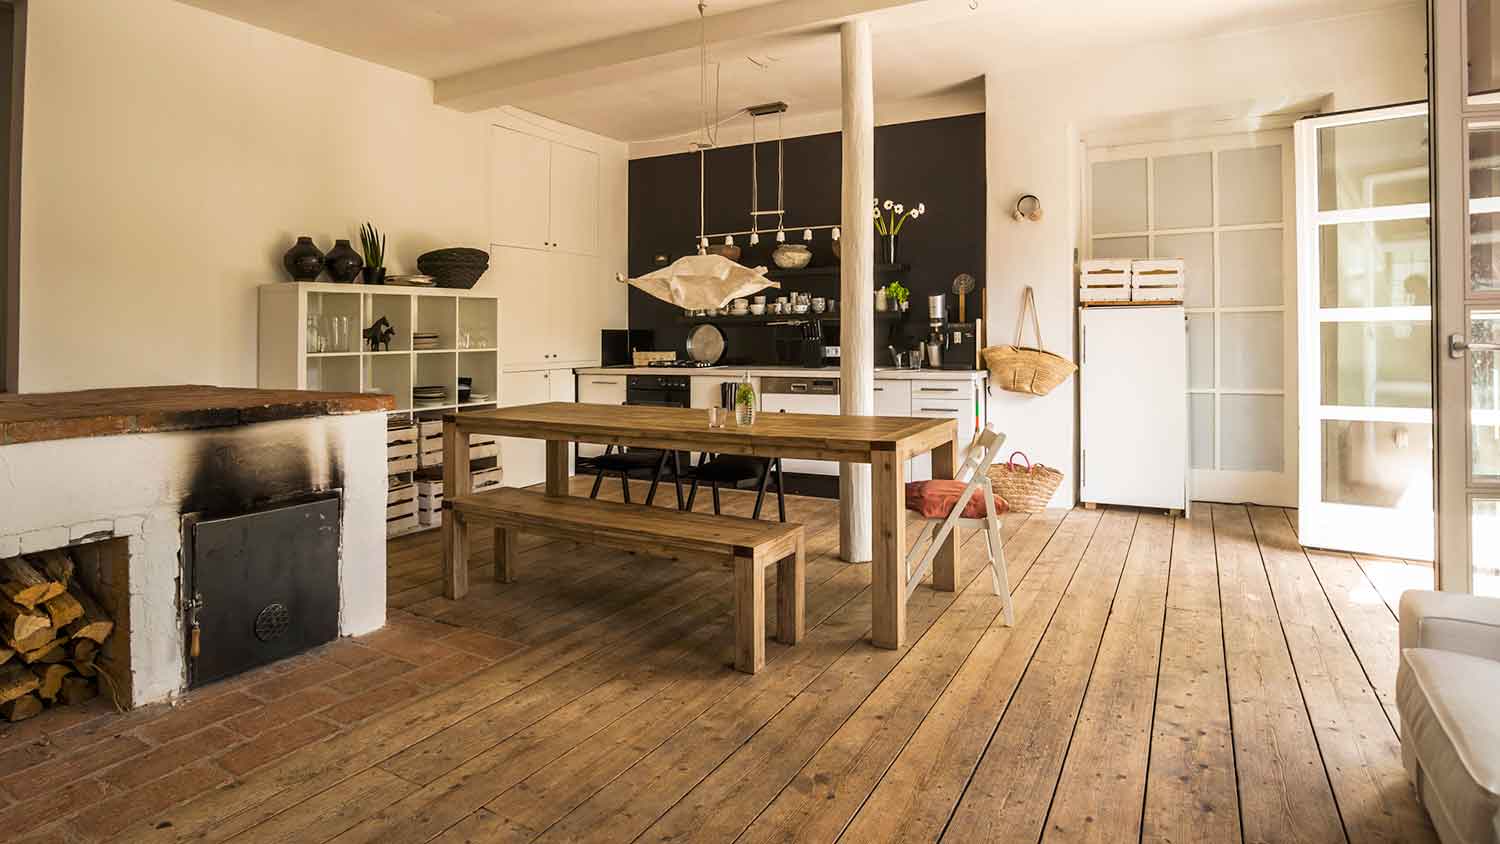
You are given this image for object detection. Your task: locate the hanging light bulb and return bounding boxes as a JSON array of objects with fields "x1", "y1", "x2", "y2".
[
  {"x1": 749, "y1": 231, "x2": 760, "y2": 246},
  {"x1": 700, "y1": 236, "x2": 709, "y2": 248},
  {"x1": 802, "y1": 228, "x2": 813, "y2": 242},
  {"x1": 725, "y1": 235, "x2": 734, "y2": 246},
  {"x1": 776, "y1": 229, "x2": 786, "y2": 243},
  {"x1": 831, "y1": 227, "x2": 841, "y2": 241}
]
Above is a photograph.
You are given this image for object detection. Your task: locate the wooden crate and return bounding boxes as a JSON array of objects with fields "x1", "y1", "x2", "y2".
[
  {"x1": 1080, "y1": 258, "x2": 1133, "y2": 303},
  {"x1": 1131, "y1": 258, "x2": 1185, "y2": 302}
]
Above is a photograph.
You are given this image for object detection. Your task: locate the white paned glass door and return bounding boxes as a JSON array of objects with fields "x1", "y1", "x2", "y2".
[
  {"x1": 1295, "y1": 104, "x2": 1434, "y2": 562},
  {"x1": 1086, "y1": 132, "x2": 1297, "y2": 505},
  {"x1": 1433, "y1": 0, "x2": 1500, "y2": 593}
]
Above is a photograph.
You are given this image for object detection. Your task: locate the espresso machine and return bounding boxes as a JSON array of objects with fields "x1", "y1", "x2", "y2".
[{"x1": 926, "y1": 294, "x2": 983, "y2": 370}]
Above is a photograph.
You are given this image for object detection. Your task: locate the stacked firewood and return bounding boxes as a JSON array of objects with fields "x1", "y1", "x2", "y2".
[{"x1": 0, "y1": 549, "x2": 114, "y2": 721}]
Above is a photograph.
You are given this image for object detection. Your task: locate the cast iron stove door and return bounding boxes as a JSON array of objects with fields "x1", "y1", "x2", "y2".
[{"x1": 185, "y1": 496, "x2": 340, "y2": 688}]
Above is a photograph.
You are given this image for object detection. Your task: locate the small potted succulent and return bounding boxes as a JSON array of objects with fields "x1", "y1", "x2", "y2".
[
  {"x1": 359, "y1": 222, "x2": 387, "y2": 285},
  {"x1": 735, "y1": 378, "x2": 756, "y2": 426},
  {"x1": 885, "y1": 280, "x2": 910, "y2": 312}
]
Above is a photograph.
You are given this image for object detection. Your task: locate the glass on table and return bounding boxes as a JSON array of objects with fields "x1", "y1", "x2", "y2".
[{"x1": 707, "y1": 406, "x2": 728, "y2": 428}]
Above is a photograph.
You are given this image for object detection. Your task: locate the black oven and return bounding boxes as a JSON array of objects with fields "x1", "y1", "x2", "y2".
[{"x1": 626, "y1": 375, "x2": 690, "y2": 408}]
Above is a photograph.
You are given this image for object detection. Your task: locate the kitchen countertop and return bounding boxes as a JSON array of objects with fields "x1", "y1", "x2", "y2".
[{"x1": 575, "y1": 365, "x2": 987, "y2": 381}]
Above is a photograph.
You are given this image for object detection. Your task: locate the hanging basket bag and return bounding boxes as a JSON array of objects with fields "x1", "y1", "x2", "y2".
[
  {"x1": 988, "y1": 451, "x2": 1064, "y2": 514},
  {"x1": 982, "y1": 286, "x2": 1077, "y2": 396}
]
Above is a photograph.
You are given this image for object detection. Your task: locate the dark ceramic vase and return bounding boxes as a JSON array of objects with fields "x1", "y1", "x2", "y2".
[
  {"x1": 324, "y1": 239, "x2": 363, "y2": 283},
  {"x1": 361, "y1": 266, "x2": 387, "y2": 285},
  {"x1": 282, "y1": 236, "x2": 324, "y2": 281}
]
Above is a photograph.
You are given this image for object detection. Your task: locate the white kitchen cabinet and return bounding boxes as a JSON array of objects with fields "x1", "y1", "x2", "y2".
[
  {"x1": 690, "y1": 375, "x2": 760, "y2": 411},
  {"x1": 577, "y1": 374, "x2": 626, "y2": 458},
  {"x1": 489, "y1": 126, "x2": 598, "y2": 257},
  {"x1": 489, "y1": 126, "x2": 552, "y2": 251},
  {"x1": 492, "y1": 245, "x2": 609, "y2": 370},
  {"x1": 1079, "y1": 305, "x2": 1188, "y2": 511},
  {"x1": 498, "y1": 368, "x2": 575, "y2": 488}
]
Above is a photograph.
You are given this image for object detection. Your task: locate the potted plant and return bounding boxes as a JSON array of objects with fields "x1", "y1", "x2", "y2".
[
  {"x1": 735, "y1": 378, "x2": 756, "y2": 426},
  {"x1": 885, "y1": 280, "x2": 910, "y2": 312},
  {"x1": 359, "y1": 222, "x2": 387, "y2": 285},
  {"x1": 872, "y1": 199, "x2": 927, "y2": 265}
]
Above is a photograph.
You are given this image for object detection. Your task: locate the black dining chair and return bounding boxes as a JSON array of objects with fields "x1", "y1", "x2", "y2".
[
  {"x1": 589, "y1": 446, "x2": 684, "y2": 508},
  {"x1": 684, "y1": 454, "x2": 786, "y2": 522}
]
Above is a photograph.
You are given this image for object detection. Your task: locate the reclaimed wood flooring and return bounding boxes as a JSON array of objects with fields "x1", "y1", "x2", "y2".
[{"x1": 1, "y1": 482, "x2": 1439, "y2": 843}]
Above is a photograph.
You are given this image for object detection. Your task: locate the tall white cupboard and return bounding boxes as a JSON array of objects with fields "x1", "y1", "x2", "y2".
[{"x1": 1078, "y1": 305, "x2": 1189, "y2": 512}]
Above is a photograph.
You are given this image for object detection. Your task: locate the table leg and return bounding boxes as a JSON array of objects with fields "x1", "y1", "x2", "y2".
[
  {"x1": 442, "y1": 419, "x2": 472, "y2": 600},
  {"x1": 871, "y1": 451, "x2": 906, "y2": 650},
  {"x1": 545, "y1": 440, "x2": 569, "y2": 497},
  {"x1": 931, "y1": 437, "x2": 961, "y2": 592}
]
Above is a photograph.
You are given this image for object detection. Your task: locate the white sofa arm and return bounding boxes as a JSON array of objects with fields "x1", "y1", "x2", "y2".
[{"x1": 1400, "y1": 590, "x2": 1500, "y2": 662}]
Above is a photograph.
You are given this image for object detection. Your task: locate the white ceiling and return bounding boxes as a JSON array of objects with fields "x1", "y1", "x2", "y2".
[{"x1": 182, "y1": 0, "x2": 1413, "y2": 143}]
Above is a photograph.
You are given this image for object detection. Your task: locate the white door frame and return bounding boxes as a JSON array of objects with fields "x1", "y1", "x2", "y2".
[
  {"x1": 1293, "y1": 102, "x2": 1435, "y2": 561},
  {"x1": 1085, "y1": 131, "x2": 1298, "y2": 506}
]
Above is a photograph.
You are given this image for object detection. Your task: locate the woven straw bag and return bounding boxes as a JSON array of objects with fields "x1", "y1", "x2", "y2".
[
  {"x1": 982, "y1": 286, "x2": 1076, "y2": 396},
  {"x1": 988, "y1": 451, "x2": 1063, "y2": 513}
]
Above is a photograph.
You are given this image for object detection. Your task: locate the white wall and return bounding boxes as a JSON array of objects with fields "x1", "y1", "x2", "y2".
[
  {"x1": 14, "y1": 1, "x2": 628, "y2": 392},
  {"x1": 983, "y1": 3, "x2": 1427, "y2": 506}
]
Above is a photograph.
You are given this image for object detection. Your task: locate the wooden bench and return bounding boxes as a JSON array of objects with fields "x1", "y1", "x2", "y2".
[{"x1": 445, "y1": 488, "x2": 805, "y2": 674}]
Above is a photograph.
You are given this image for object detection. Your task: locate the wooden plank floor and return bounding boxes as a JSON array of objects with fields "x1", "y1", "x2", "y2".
[{"x1": 3, "y1": 481, "x2": 1440, "y2": 844}]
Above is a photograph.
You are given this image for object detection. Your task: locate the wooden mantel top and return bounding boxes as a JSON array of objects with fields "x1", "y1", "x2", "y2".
[{"x1": 0, "y1": 385, "x2": 393, "y2": 445}]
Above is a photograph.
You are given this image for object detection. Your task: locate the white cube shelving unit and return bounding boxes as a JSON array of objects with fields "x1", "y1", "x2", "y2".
[{"x1": 259, "y1": 282, "x2": 501, "y2": 537}]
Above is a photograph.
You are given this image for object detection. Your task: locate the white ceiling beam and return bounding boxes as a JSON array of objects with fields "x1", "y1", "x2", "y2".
[{"x1": 434, "y1": 0, "x2": 932, "y2": 113}]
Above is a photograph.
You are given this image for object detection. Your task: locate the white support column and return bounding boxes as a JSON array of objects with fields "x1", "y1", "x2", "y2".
[{"x1": 839, "y1": 19, "x2": 874, "y2": 563}]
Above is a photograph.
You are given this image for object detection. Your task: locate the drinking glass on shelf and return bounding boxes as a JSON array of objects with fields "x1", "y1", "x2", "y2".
[
  {"x1": 324, "y1": 315, "x2": 350, "y2": 353},
  {"x1": 306, "y1": 314, "x2": 324, "y2": 353}
]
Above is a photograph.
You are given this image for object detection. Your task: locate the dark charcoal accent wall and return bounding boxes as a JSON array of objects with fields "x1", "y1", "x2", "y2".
[{"x1": 628, "y1": 113, "x2": 985, "y2": 365}]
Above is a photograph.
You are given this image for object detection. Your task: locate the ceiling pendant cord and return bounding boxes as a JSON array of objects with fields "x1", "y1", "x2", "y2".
[
  {"x1": 750, "y1": 112, "x2": 759, "y2": 240},
  {"x1": 698, "y1": 147, "x2": 707, "y2": 253},
  {"x1": 777, "y1": 110, "x2": 785, "y2": 236}
]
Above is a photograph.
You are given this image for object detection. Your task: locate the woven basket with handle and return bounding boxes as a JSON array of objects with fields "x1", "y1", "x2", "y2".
[
  {"x1": 988, "y1": 451, "x2": 1063, "y2": 514},
  {"x1": 982, "y1": 286, "x2": 1076, "y2": 396}
]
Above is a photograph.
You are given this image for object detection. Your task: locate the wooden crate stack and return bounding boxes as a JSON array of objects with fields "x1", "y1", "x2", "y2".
[{"x1": 0, "y1": 549, "x2": 114, "y2": 722}]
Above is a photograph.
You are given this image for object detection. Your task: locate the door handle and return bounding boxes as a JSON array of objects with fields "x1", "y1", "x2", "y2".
[{"x1": 1450, "y1": 334, "x2": 1500, "y2": 359}]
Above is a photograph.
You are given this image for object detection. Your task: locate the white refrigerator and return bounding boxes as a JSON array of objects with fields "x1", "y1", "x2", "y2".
[{"x1": 1078, "y1": 305, "x2": 1188, "y2": 512}]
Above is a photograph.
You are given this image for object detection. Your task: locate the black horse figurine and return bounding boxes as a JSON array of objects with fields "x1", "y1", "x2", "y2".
[{"x1": 363, "y1": 316, "x2": 396, "y2": 351}]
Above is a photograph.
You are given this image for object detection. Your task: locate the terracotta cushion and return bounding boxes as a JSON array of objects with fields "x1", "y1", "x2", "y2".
[{"x1": 905, "y1": 480, "x2": 1008, "y2": 520}]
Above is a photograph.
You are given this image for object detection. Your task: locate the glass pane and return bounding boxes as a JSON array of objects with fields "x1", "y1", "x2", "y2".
[
  {"x1": 1317, "y1": 116, "x2": 1429, "y2": 211},
  {"x1": 1318, "y1": 219, "x2": 1432, "y2": 308},
  {"x1": 1154, "y1": 153, "x2": 1213, "y2": 230},
  {"x1": 1474, "y1": 310, "x2": 1500, "y2": 479},
  {"x1": 1471, "y1": 2, "x2": 1500, "y2": 98},
  {"x1": 1155, "y1": 232, "x2": 1213, "y2": 307},
  {"x1": 1221, "y1": 313, "x2": 1283, "y2": 389},
  {"x1": 1319, "y1": 321, "x2": 1432, "y2": 408},
  {"x1": 1190, "y1": 394, "x2": 1215, "y2": 470},
  {"x1": 1219, "y1": 146, "x2": 1283, "y2": 225},
  {"x1": 1220, "y1": 229, "x2": 1284, "y2": 307},
  {"x1": 1476, "y1": 499, "x2": 1500, "y2": 598},
  {"x1": 1320, "y1": 420, "x2": 1434, "y2": 508},
  {"x1": 1092, "y1": 159, "x2": 1147, "y2": 233},
  {"x1": 1187, "y1": 314, "x2": 1214, "y2": 389},
  {"x1": 1221, "y1": 394, "x2": 1282, "y2": 471},
  {"x1": 1092, "y1": 237, "x2": 1148, "y2": 260}
]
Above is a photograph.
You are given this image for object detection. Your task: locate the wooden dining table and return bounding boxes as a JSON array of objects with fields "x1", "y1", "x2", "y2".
[{"x1": 441, "y1": 402, "x2": 960, "y2": 650}]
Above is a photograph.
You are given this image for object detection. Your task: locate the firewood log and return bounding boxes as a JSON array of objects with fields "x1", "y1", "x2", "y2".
[
  {"x1": 0, "y1": 645, "x2": 12, "y2": 666},
  {"x1": 70, "y1": 659, "x2": 97, "y2": 678},
  {"x1": 1, "y1": 598, "x2": 50, "y2": 642},
  {"x1": 29, "y1": 549, "x2": 75, "y2": 587},
  {"x1": 9, "y1": 625, "x2": 55, "y2": 654},
  {"x1": 32, "y1": 663, "x2": 70, "y2": 702},
  {"x1": 0, "y1": 557, "x2": 64, "y2": 610},
  {"x1": 0, "y1": 662, "x2": 39, "y2": 703},
  {"x1": 43, "y1": 592, "x2": 83, "y2": 628},
  {"x1": 66, "y1": 589, "x2": 113, "y2": 644},
  {"x1": 1, "y1": 693, "x2": 43, "y2": 721},
  {"x1": 71, "y1": 639, "x2": 97, "y2": 662},
  {"x1": 59, "y1": 676, "x2": 97, "y2": 707},
  {"x1": 19, "y1": 638, "x2": 64, "y2": 664}
]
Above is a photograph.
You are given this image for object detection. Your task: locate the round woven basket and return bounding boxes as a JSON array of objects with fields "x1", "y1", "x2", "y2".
[
  {"x1": 417, "y1": 248, "x2": 490, "y2": 289},
  {"x1": 987, "y1": 452, "x2": 1063, "y2": 513}
]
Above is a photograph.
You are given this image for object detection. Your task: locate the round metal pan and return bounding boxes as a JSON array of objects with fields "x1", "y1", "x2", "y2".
[{"x1": 685, "y1": 323, "x2": 726, "y2": 364}]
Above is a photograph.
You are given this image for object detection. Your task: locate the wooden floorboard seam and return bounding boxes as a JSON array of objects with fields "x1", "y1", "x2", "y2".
[
  {"x1": 1210, "y1": 505, "x2": 1249, "y2": 844},
  {"x1": 1132, "y1": 515, "x2": 1175, "y2": 844}
]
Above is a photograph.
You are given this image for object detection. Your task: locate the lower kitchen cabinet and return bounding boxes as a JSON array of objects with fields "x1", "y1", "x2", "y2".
[
  {"x1": 499, "y1": 368, "x2": 576, "y2": 488},
  {"x1": 576, "y1": 373, "x2": 625, "y2": 458}
]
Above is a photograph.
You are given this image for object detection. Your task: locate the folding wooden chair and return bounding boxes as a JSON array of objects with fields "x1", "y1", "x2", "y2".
[{"x1": 903, "y1": 426, "x2": 1015, "y2": 625}]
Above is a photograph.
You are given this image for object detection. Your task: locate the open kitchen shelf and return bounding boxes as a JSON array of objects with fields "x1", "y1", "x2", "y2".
[
  {"x1": 675, "y1": 310, "x2": 905, "y2": 325},
  {"x1": 763, "y1": 263, "x2": 909, "y2": 280}
]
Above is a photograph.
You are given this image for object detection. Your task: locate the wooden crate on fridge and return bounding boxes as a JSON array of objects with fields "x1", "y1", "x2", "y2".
[
  {"x1": 1131, "y1": 259, "x2": 1185, "y2": 302},
  {"x1": 1080, "y1": 259, "x2": 1133, "y2": 303}
]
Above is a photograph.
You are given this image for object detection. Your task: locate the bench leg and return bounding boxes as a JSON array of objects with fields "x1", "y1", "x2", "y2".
[
  {"x1": 734, "y1": 557, "x2": 766, "y2": 674},
  {"x1": 494, "y1": 526, "x2": 516, "y2": 584},
  {"x1": 776, "y1": 540, "x2": 805, "y2": 646},
  {"x1": 443, "y1": 509, "x2": 469, "y2": 599}
]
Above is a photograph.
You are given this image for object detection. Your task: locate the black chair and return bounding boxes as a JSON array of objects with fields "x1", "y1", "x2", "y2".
[
  {"x1": 685, "y1": 454, "x2": 786, "y2": 521},
  {"x1": 589, "y1": 446, "x2": 684, "y2": 507}
]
